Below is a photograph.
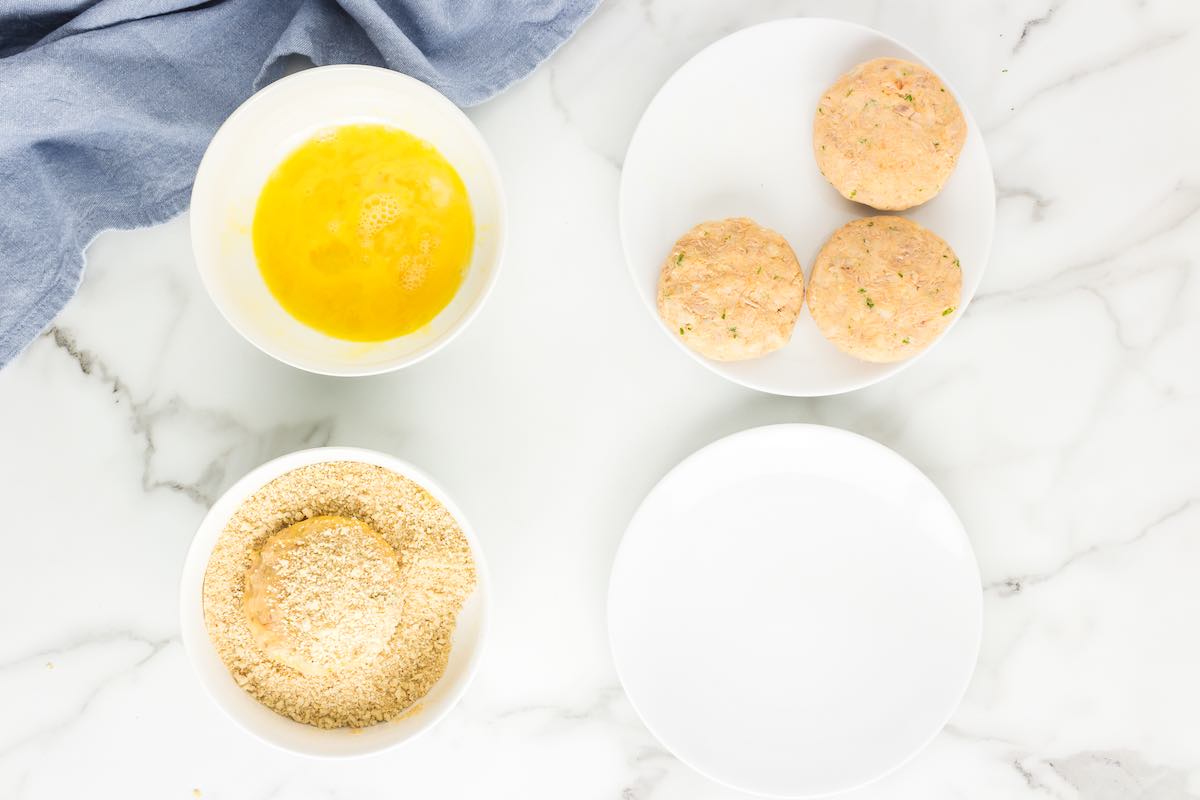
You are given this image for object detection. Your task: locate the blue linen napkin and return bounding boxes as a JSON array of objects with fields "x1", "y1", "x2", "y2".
[{"x1": 0, "y1": 0, "x2": 597, "y2": 368}]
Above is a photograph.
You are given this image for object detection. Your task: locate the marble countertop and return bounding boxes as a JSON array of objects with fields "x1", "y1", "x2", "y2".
[{"x1": 3, "y1": 1, "x2": 1199, "y2": 797}]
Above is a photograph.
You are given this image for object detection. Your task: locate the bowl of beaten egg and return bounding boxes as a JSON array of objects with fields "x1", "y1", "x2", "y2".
[{"x1": 191, "y1": 65, "x2": 505, "y2": 375}]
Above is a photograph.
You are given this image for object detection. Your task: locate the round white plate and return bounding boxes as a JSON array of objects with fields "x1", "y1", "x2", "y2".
[
  {"x1": 608, "y1": 425, "x2": 981, "y2": 797},
  {"x1": 619, "y1": 19, "x2": 994, "y2": 396}
]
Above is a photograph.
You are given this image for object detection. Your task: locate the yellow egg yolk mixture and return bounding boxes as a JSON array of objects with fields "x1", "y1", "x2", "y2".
[{"x1": 252, "y1": 124, "x2": 474, "y2": 341}]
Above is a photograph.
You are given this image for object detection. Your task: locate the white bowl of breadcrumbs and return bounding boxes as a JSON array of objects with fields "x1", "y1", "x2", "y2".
[{"x1": 180, "y1": 446, "x2": 489, "y2": 757}]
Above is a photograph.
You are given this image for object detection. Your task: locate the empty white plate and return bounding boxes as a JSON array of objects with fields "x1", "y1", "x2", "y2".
[
  {"x1": 619, "y1": 18, "x2": 995, "y2": 396},
  {"x1": 608, "y1": 424, "x2": 981, "y2": 797}
]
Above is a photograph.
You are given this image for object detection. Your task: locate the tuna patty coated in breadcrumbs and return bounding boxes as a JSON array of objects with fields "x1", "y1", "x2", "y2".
[
  {"x1": 808, "y1": 216, "x2": 961, "y2": 363},
  {"x1": 657, "y1": 218, "x2": 804, "y2": 361},
  {"x1": 813, "y1": 57, "x2": 966, "y2": 211}
]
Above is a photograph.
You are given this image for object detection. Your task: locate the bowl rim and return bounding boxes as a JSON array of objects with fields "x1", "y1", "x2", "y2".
[
  {"x1": 189, "y1": 63, "x2": 507, "y2": 377},
  {"x1": 617, "y1": 17, "x2": 995, "y2": 397},
  {"x1": 178, "y1": 445, "x2": 492, "y2": 758}
]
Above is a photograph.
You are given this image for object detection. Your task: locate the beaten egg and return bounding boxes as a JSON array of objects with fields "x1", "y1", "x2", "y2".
[{"x1": 252, "y1": 124, "x2": 474, "y2": 341}]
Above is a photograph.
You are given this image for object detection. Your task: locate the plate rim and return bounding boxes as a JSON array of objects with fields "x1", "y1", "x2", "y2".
[
  {"x1": 617, "y1": 17, "x2": 996, "y2": 397},
  {"x1": 606, "y1": 423, "x2": 983, "y2": 797}
]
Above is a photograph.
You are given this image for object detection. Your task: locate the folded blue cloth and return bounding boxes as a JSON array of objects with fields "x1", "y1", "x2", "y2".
[{"x1": 0, "y1": 0, "x2": 596, "y2": 368}]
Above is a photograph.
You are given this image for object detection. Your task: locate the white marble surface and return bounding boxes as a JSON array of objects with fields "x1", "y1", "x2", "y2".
[{"x1": 2, "y1": 0, "x2": 1199, "y2": 797}]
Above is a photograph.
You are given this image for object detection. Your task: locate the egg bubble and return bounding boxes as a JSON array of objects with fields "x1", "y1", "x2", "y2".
[
  {"x1": 358, "y1": 193, "x2": 402, "y2": 237},
  {"x1": 398, "y1": 260, "x2": 428, "y2": 291}
]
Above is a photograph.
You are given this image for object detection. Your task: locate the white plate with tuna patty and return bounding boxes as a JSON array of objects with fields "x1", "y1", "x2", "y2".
[
  {"x1": 619, "y1": 18, "x2": 994, "y2": 396},
  {"x1": 608, "y1": 424, "x2": 982, "y2": 797}
]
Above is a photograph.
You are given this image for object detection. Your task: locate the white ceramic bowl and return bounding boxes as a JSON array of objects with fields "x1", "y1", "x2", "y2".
[
  {"x1": 191, "y1": 65, "x2": 506, "y2": 376},
  {"x1": 179, "y1": 446, "x2": 490, "y2": 757},
  {"x1": 620, "y1": 19, "x2": 995, "y2": 396}
]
